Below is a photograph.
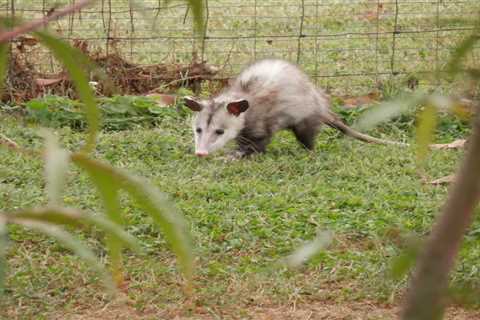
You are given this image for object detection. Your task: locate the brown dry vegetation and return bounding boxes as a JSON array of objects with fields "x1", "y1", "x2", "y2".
[{"x1": 3, "y1": 37, "x2": 221, "y2": 103}]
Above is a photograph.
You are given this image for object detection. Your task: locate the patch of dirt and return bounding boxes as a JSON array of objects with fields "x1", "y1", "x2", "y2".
[
  {"x1": 245, "y1": 303, "x2": 480, "y2": 320},
  {"x1": 58, "y1": 299, "x2": 480, "y2": 320}
]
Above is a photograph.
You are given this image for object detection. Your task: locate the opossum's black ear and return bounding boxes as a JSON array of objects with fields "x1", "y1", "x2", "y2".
[
  {"x1": 226, "y1": 99, "x2": 249, "y2": 116},
  {"x1": 184, "y1": 96, "x2": 203, "y2": 112}
]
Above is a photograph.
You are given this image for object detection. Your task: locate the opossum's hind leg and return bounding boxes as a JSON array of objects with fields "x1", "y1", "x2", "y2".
[
  {"x1": 291, "y1": 119, "x2": 320, "y2": 150},
  {"x1": 235, "y1": 134, "x2": 271, "y2": 157}
]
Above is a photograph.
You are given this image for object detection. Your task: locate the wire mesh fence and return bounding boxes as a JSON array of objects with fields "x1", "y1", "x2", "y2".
[{"x1": 2, "y1": 0, "x2": 480, "y2": 95}]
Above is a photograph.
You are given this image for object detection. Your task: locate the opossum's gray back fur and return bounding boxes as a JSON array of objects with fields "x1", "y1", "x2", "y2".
[{"x1": 214, "y1": 59, "x2": 332, "y2": 136}]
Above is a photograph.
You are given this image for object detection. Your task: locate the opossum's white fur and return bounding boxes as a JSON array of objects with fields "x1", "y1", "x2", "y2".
[
  {"x1": 191, "y1": 102, "x2": 245, "y2": 155},
  {"x1": 185, "y1": 59, "x2": 405, "y2": 157}
]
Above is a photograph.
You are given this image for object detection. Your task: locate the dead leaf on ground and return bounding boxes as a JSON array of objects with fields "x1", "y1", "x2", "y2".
[
  {"x1": 430, "y1": 139, "x2": 466, "y2": 150},
  {"x1": 145, "y1": 94, "x2": 177, "y2": 107},
  {"x1": 16, "y1": 36, "x2": 39, "y2": 47},
  {"x1": 339, "y1": 91, "x2": 381, "y2": 108},
  {"x1": 0, "y1": 134, "x2": 19, "y2": 149},
  {"x1": 359, "y1": 3, "x2": 385, "y2": 21},
  {"x1": 430, "y1": 174, "x2": 456, "y2": 185},
  {"x1": 452, "y1": 98, "x2": 476, "y2": 119},
  {"x1": 4, "y1": 50, "x2": 219, "y2": 103},
  {"x1": 35, "y1": 77, "x2": 65, "y2": 87}
]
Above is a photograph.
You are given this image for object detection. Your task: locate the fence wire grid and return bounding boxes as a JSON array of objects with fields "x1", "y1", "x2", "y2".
[{"x1": 2, "y1": 0, "x2": 480, "y2": 95}]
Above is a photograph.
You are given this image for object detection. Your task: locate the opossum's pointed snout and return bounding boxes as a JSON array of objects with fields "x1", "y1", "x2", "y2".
[{"x1": 195, "y1": 151, "x2": 209, "y2": 157}]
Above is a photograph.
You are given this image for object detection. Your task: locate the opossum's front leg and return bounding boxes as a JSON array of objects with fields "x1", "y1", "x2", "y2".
[{"x1": 235, "y1": 134, "x2": 271, "y2": 157}]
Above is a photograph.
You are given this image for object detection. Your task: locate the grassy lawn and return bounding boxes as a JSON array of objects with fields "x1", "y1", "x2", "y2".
[
  {"x1": 8, "y1": 0, "x2": 480, "y2": 95},
  {"x1": 1, "y1": 102, "x2": 479, "y2": 319},
  {"x1": 1, "y1": 1, "x2": 480, "y2": 318}
]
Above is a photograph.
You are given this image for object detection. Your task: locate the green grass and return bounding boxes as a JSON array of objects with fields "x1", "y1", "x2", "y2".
[
  {"x1": 1, "y1": 103, "x2": 478, "y2": 318},
  {"x1": 2, "y1": 1, "x2": 480, "y2": 318},
  {"x1": 8, "y1": 0, "x2": 480, "y2": 95}
]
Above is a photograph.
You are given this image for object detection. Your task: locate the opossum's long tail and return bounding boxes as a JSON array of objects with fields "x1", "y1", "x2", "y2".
[{"x1": 323, "y1": 112, "x2": 409, "y2": 147}]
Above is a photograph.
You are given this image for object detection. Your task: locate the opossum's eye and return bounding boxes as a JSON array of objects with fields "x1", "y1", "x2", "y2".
[
  {"x1": 196, "y1": 128, "x2": 202, "y2": 134},
  {"x1": 215, "y1": 129, "x2": 225, "y2": 135}
]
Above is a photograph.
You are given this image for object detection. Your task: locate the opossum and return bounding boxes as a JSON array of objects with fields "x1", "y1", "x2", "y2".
[{"x1": 183, "y1": 59, "x2": 406, "y2": 157}]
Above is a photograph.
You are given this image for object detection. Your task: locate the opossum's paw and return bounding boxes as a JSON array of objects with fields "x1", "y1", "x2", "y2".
[
  {"x1": 220, "y1": 151, "x2": 245, "y2": 162},
  {"x1": 219, "y1": 155, "x2": 238, "y2": 162}
]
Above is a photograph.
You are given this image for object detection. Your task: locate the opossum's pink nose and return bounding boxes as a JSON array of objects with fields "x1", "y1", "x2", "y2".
[{"x1": 195, "y1": 151, "x2": 209, "y2": 157}]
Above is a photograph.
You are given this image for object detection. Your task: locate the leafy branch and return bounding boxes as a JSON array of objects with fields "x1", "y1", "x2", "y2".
[
  {"x1": 354, "y1": 20, "x2": 480, "y2": 320},
  {"x1": 399, "y1": 28, "x2": 480, "y2": 319},
  {"x1": 401, "y1": 105, "x2": 480, "y2": 320}
]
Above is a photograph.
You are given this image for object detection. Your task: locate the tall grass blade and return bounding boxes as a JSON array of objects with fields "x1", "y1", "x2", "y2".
[
  {"x1": 0, "y1": 216, "x2": 7, "y2": 295},
  {"x1": 130, "y1": 0, "x2": 204, "y2": 38},
  {"x1": 0, "y1": 42, "x2": 9, "y2": 95},
  {"x1": 164, "y1": 0, "x2": 205, "y2": 33}
]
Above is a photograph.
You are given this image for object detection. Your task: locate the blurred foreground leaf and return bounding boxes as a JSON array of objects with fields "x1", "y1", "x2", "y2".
[
  {"x1": 72, "y1": 154, "x2": 194, "y2": 283},
  {"x1": 390, "y1": 239, "x2": 422, "y2": 281},
  {"x1": 282, "y1": 231, "x2": 333, "y2": 268},
  {"x1": 7, "y1": 207, "x2": 141, "y2": 252},
  {"x1": 416, "y1": 105, "x2": 438, "y2": 165},
  {"x1": 40, "y1": 130, "x2": 70, "y2": 206},
  {"x1": 355, "y1": 92, "x2": 426, "y2": 130},
  {"x1": 34, "y1": 31, "x2": 100, "y2": 153}
]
